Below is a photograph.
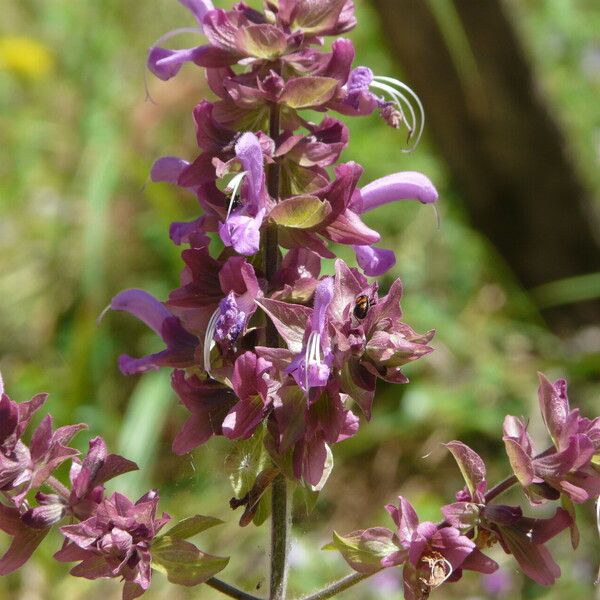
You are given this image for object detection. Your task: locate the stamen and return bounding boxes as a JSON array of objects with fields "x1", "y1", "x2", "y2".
[
  {"x1": 203, "y1": 308, "x2": 220, "y2": 374},
  {"x1": 419, "y1": 551, "x2": 453, "y2": 591},
  {"x1": 370, "y1": 80, "x2": 417, "y2": 137},
  {"x1": 96, "y1": 304, "x2": 112, "y2": 327},
  {"x1": 225, "y1": 172, "x2": 247, "y2": 218},
  {"x1": 371, "y1": 75, "x2": 425, "y2": 151},
  {"x1": 431, "y1": 203, "x2": 441, "y2": 231},
  {"x1": 304, "y1": 331, "x2": 322, "y2": 392}
]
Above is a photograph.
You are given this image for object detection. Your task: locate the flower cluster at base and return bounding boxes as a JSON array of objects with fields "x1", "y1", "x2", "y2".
[
  {"x1": 112, "y1": 0, "x2": 438, "y2": 508},
  {"x1": 327, "y1": 374, "x2": 600, "y2": 599},
  {"x1": 0, "y1": 375, "x2": 228, "y2": 599}
]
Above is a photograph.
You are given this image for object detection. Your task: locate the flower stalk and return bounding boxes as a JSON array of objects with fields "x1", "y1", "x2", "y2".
[{"x1": 265, "y1": 98, "x2": 291, "y2": 600}]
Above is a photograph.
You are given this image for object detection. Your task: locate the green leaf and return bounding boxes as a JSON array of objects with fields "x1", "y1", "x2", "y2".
[
  {"x1": 161, "y1": 515, "x2": 224, "y2": 541},
  {"x1": 323, "y1": 529, "x2": 396, "y2": 574},
  {"x1": 224, "y1": 425, "x2": 269, "y2": 498},
  {"x1": 269, "y1": 195, "x2": 331, "y2": 229},
  {"x1": 152, "y1": 538, "x2": 229, "y2": 587},
  {"x1": 281, "y1": 77, "x2": 338, "y2": 109},
  {"x1": 252, "y1": 486, "x2": 272, "y2": 527}
]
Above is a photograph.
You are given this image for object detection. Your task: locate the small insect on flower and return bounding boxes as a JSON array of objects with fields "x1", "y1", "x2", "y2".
[{"x1": 353, "y1": 294, "x2": 372, "y2": 320}]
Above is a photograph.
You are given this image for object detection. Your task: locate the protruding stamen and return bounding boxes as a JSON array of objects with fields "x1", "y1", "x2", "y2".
[
  {"x1": 225, "y1": 172, "x2": 247, "y2": 219},
  {"x1": 304, "y1": 330, "x2": 322, "y2": 392},
  {"x1": 371, "y1": 75, "x2": 425, "y2": 151},
  {"x1": 203, "y1": 308, "x2": 220, "y2": 374}
]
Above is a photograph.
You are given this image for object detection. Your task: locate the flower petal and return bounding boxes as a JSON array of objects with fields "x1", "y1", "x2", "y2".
[
  {"x1": 360, "y1": 171, "x2": 438, "y2": 212},
  {"x1": 353, "y1": 245, "x2": 396, "y2": 276}
]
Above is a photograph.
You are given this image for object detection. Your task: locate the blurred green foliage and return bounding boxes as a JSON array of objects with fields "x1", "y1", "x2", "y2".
[{"x1": 0, "y1": 1, "x2": 598, "y2": 599}]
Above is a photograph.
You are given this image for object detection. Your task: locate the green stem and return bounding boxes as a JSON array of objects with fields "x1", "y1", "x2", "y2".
[
  {"x1": 47, "y1": 475, "x2": 71, "y2": 500},
  {"x1": 269, "y1": 473, "x2": 291, "y2": 600},
  {"x1": 206, "y1": 578, "x2": 262, "y2": 600},
  {"x1": 264, "y1": 100, "x2": 289, "y2": 600},
  {"x1": 299, "y1": 571, "x2": 378, "y2": 600}
]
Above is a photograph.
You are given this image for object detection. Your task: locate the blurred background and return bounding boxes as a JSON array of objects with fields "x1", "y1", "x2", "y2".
[{"x1": 0, "y1": 0, "x2": 599, "y2": 598}]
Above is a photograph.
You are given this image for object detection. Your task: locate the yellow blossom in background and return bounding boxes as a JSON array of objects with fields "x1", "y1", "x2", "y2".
[{"x1": 0, "y1": 35, "x2": 53, "y2": 79}]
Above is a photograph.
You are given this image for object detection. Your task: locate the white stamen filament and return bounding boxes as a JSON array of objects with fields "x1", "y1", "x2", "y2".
[
  {"x1": 369, "y1": 80, "x2": 417, "y2": 137},
  {"x1": 304, "y1": 330, "x2": 322, "y2": 392},
  {"x1": 203, "y1": 308, "x2": 220, "y2": 375},
  {"x1": 225, "y1": 171, "x2": 247, "y2": 219},
  {"x1": 370, "y1": 75, "x2": 425, "y2": 152}
]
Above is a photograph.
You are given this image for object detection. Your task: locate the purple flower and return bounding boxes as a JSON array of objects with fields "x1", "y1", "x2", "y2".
[
  {"x1": 199, "y1": 257, "x2": 262, "y2": 376},
  {"x1": 12, "y1": 415, "x2": 86, "y2": 507},
  {"x1": 351, "y1": 171, "x2": 439, "y2": 276},
  {"x1": 286, "y1": 277, "x2": 335, "y2": 394},
  {"x1": 55, "y1": 490, "x2": 170, "y2": 600},
  {"x1": 222, "y1": 352, "x2": 276, "y2": 440},
  {"x1": 272, "y1": 248, "x2": 322, "y2": 303},
  {"x1": 171, "y1": 371, "x2": 236, "y2": 455},
  {"x1": 329, "y1": 260, "x2": 434, "y2": 418},
  {"x1": 443, "y1": 439, "x2": 574, "y2": 586},
  {"x1": 148, "y1": 2, "x2": 330, "y2": 81},
  {"x1": 0, "y1": 503, "x2": 50, "y2": 575},
  {"x1": 166, "y1": 250, "x2": 260, "y2": 335},
  {"x1": 291, "y1": 383, "x2": 359, "y2": 486},
  {"x1": 147, "y1": 1, "x2": 214, "y2": 80},
  {"x1": 111, "y1": 289, "x2": 199, "y2": 375},
  {"x1": 275, "y1": 117, "x2": 349, "y2": 170},
  {"x1": 329, "y1": 495, "x2": 496, "y2": 600},
  {"x1": 0, "y1": 385, "x2": 47, "y2": 494},
  {"x1": 481, "y1": 505, "x2": 571, "y2": 586},
  {"x1": 383, "y1": 497, "x2": 497, "y2": 600},
  {"x1": 217, "y1": 132, "x2": 269, "y2": 255},
  {"x1": 22, "y1": 436, "x2": 138, "y2": 529},
  {"x1": 333, "y1": 66, "x2": 426, "y2": 145},
  {"x1": 503, "y1": 404, "x2": 599, "y2": 504},
  {"x1": 538, "y1": 373, "x2": 600, "y2": 455},
  {"x1": 267, "y1": 381, "x2": 359, "y2": 486}
]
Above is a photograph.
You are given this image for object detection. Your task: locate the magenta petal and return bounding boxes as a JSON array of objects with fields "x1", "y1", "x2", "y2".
[
  {"x1": 222, "y1": 396, "x2": 266, "y2": 440},
  {"x1": 219, "y1": 210, "x2": 264, "y2": 255},
  {"x1": 385, "y1": 496, "x2": 419, "y2": 543},
  {"x1": 178, "y1": 0, "x2": 214, "y2": 27},
  {"x1": 0, "y1": 505, "x2": 49, "y2": 574},
  {"x1": 148, "y1": 46, "x2": 196, "y2": 81},
  {"x1": 360, "y1": 171, "x2": 439, "y2": 212},
  {"x1": 170, "y1": 217, "x2": 210, "y2": 247},
  {"x1": 151, "y1": 156, "x2": 190, "y2": 183},
  {"x1": 111, "y1": 289, "x2": 171, "y2": 337},
  {"x1": 22, "y1": 502, "x2": 66, "y2": 529},
  {"x1": 461, "y1": 549, "x2": 498, "y2": 574},
  {"x1": 303, "y1": 437, "x2": 327, "y2": 486},
  {"x1": 353, "y1": 245, "x2": 396, "y2": 276},
  {"x1": 235, "y1": 132, "x2": 265, "y2": 207}
]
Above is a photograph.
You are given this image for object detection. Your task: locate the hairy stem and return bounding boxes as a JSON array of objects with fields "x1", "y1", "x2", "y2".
[
  {"x1": 206, "y1": 577, "x2": 262, "y2": 600},
  {"x1": 299, "y1": 571, "x2": 377, "y2": 600},
  {"x1": 484, "y1": 445, "x2": 556, "y2": 503},
  {"x1": 46, "y1": 475, "x2": 71, "y2": 500},
  {"x1": 265, "y1": 99, "x2": 290, "y2": 600},
  {"x1": 270, "y1": 473, "x2": 291, "y2": 600}
]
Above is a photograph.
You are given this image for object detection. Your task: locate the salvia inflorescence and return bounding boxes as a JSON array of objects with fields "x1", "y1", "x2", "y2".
[{"x1": 1, "y1": 1, "x2": 598, "y2": 599}]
